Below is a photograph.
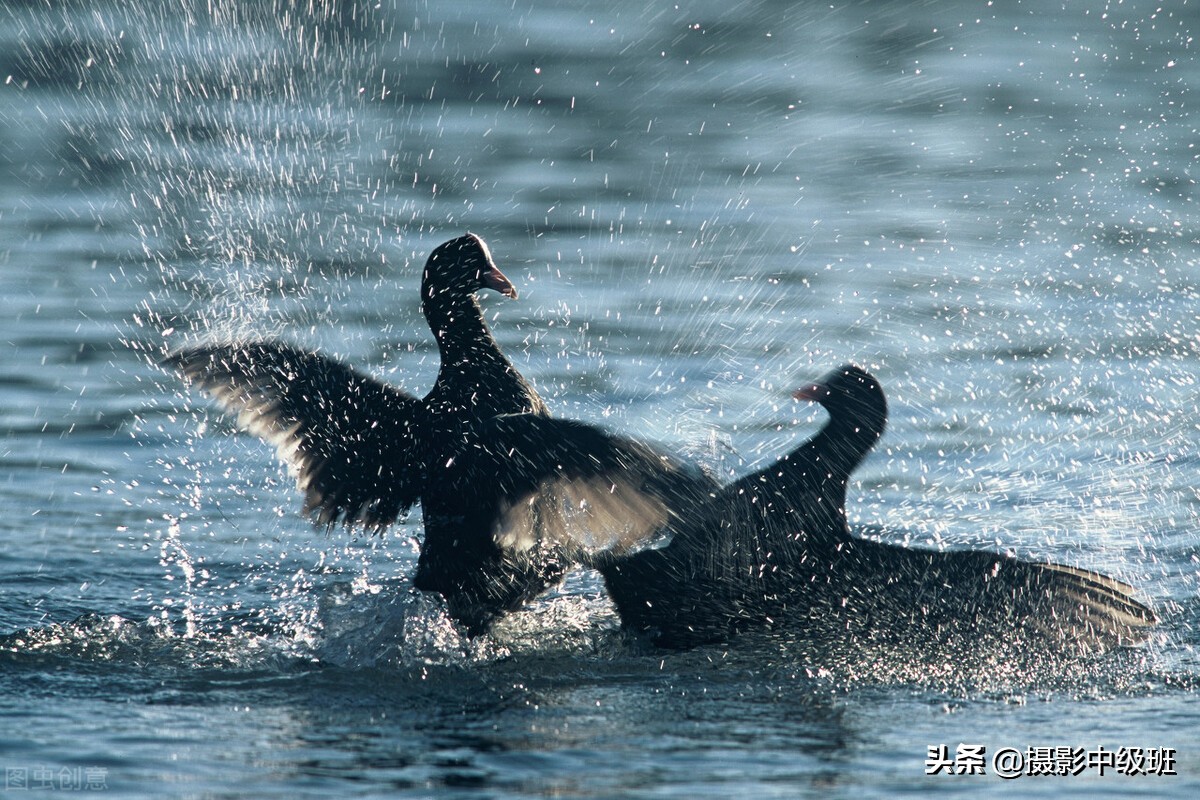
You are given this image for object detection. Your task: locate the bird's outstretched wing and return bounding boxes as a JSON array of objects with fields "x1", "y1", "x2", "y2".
[
  {"x1": 434, "y1": 414, "x2": 719, "y2": 561},
  {"x1": 411, "y1": 414, "x2": 717, "y2": 634},
  {"x1": 852, "y1": 541, "x2": 1159, "y2": 649},
  {"x1": 1011, "y1": 559, "x2": 1157, "y2": 646},
  {"x1": 164, "y1": 340, "x2": 425, "y2": 530}
]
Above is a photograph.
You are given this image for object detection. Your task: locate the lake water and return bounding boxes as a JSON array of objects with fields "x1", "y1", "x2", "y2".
[{"x1": 2, "y1": 0, "x2": 1198, "y2": 796}]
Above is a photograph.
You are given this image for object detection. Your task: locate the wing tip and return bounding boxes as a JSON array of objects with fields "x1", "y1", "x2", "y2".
[{"x1": 1039, "y1": 562, "x2": 1158, "y2": 646}]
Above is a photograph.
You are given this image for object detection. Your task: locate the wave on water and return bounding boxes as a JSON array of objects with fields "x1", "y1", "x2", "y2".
[{"x1": 0, "y1": 566, "x2": 1187, "y2": 705}]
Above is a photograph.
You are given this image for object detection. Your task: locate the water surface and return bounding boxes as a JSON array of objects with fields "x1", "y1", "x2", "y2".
[{"x1": 1, "y1": 1, "x2": 1198, "y2": 796}]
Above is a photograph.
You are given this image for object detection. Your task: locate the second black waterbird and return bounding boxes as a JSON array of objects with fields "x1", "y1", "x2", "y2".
[{"x1": 444, "y1": 365, "x2": 1156, "y2": 650}]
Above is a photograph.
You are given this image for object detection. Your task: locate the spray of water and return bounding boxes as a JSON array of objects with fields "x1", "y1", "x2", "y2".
[{"x1": 4, "y1": 0, "x2": 1192, "y2": 692}]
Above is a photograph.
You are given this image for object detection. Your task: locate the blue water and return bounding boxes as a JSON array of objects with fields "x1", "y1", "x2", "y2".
[{"x1": 2, "y1": 0, "x2": 1198, "y2": 796}]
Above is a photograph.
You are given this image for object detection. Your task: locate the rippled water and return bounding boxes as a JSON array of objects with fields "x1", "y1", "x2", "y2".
[{"x1": 2, "y1": 0, "x2": 1198, "y2": 796}]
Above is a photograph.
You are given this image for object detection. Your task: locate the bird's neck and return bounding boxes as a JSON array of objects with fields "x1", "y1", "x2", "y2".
[
  {"x1": 422, "y1": 288, "x2": 505, "y2": 366},
  {"x1": 421, "y1": 286, "x2": 540, "y2": 422},
  {"x1": 743, "y1": 410, "x2": 884, "y2": 505},
  {"x1": 804, "y1": 411, "x2": 885, "y2": 481}
]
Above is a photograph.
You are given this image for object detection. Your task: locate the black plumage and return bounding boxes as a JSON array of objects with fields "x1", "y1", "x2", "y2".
[
  {"x1": 480, "y1": 365, "x2": 1156, "y2": 651},
  {"x1": 416, "y1": 413, "x2": 720, "y2": 631},
  {"x1": 164, "y1": 234, "x2": 561, "y2": 632}
]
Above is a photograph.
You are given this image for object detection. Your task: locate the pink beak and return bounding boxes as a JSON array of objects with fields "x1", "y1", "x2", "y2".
[{"x1": 483, "y1": 265, "x2": 518, "y2": 299}]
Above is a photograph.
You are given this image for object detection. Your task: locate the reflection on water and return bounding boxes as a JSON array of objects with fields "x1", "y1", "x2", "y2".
[{"x1": 1, "y1": 0, "x2": 1197, "y2": 796}]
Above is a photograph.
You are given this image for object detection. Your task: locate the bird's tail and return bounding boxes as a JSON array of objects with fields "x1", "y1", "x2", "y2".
[{"x1": 1031, "y1": 561, "x2": 1157, "y2": 647}]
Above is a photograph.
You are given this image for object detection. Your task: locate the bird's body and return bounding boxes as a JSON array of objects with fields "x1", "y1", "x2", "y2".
[
  {"x1": 165, "y1": 234, "x2": 559, "y2": 633},
  {"x1": 596, "y1": 366, "x2": 1154, "y2": 650}
]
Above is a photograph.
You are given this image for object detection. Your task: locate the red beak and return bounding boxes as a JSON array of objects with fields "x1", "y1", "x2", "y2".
[{"x1": 793, "y1": 382, "x2": 826, "y2": 403}]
